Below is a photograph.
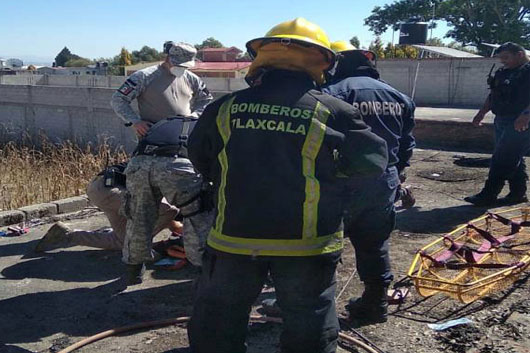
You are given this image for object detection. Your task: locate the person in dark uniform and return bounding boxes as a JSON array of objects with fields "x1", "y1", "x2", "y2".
[
  {"x1": 322, "y1": 40, "x2": 416, "y2": 326},
  {"x1": 186, "y1": 18, "x2": 388, "y2": 353},
  {"x1": 466, "y1": 42, "x2": 530, "y2": 206}
]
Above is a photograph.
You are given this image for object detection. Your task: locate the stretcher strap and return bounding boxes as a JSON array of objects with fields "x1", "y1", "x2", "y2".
[
  {"x1": 419, "y1": 212, "x2": 528, "y2": 270},
  {"x1": 419, "y1": 251, "x2": 524, "y2": 269},
  {"x1": 486, "y1": 212, "x2": 530, "y2": 235}
]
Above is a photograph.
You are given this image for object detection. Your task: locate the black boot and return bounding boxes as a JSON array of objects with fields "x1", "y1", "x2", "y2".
[
  {"x1": 125, "y1": 263, "x2": 145, "y2": 286},
  {"x1": 464, "y1": 179, "x2": 503, "y2": 206},
  {"x1": 346, "y1": 284, "x2": 388, "y2": 327},
  {"x1": 464, "y1": 192, "x2": 498, "y2": 206},
  {"x1": 501, "y1": 178, "x2": 528, "y2": 205},
  {"x1": 497, "y1": 193, "x2": 528, "y2": 205}
]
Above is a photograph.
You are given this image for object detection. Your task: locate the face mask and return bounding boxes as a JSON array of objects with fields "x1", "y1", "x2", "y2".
[{"x1": 170, "y1": 66, "x2": 186, "y2": 77}]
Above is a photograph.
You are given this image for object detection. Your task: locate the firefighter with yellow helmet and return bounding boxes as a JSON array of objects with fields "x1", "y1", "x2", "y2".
[{"x1": 187, "y1": 18, "x2": 388, "y2": 353}]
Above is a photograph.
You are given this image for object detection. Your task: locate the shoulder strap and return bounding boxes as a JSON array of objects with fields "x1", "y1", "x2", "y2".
[{"x1": 178, "y1": 118, "x2": 197, "y2": 147}]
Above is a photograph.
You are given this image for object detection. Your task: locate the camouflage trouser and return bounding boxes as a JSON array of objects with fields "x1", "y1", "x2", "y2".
[
  {"x1": 68, "y1": 175, "x2": 178, "y2": 250},
  {"x1": 121, "y1": 155, "x2": 213, "y2": 266}
]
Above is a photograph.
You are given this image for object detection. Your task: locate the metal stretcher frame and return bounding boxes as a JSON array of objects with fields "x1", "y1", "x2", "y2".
[{"x1": 408, "y1": 207, "x2": 530, "y2": 303}]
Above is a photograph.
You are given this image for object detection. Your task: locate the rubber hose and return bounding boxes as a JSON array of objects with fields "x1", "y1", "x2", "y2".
[{"x1": 58, "y1": 315, "x2": 379, "y2": 353}]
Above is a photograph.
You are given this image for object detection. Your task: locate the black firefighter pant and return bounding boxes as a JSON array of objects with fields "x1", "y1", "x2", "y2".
[
  {"x1": 188, "y1": 249, "x2": 341, "y2": 353},
  {"x1": 343, "y1": 167, "x2": 399, "y2": 286}
]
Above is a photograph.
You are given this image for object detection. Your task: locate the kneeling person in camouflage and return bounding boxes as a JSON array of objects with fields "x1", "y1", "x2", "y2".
[
  {"x1": 111, "y1": 42, "x2": 213, "y2": 285},
  {"x1": 35, "y1": 164, "x2": 180, "y2": 253}
]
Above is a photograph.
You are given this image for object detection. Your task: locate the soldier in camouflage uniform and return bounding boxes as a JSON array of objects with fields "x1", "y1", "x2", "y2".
[
  {"x1": 35, "y1": 172, "x2": 180, "y2": 252},
  {"x1": 111, "y1": 42, "x2": 214, "y2": 285}
]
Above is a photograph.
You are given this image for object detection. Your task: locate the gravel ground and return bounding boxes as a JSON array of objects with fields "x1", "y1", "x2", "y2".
[{"x1": 1, "y1": 148, "x2": 529, "y2": 353}]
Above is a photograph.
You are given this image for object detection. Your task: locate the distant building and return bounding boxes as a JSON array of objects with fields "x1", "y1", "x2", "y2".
[
  {"x1": 0, "y1": 58, "x2": 24, "y2": 70},
  {"x1": 0, "y1": 59, "x2": 15, "y2": 75},
  {"x1": 191, "y1": 47, "x2": 251, "y2": 78},
  {"x1": 190, "y1": 62, "x2": 251, "y2": 78},
  {"x1": 412, "y1": 45, "x2": 482, "y2": 59},
  {"x1": 124, "y1": 47, "x2": 253, "y2": 78},
  {"x1": 199, "y1": 47, "x2": 242, "y2": 62},
  {"x1": 36, "y1": 62, "x2": 108, "y2": 75},
  {"x1": 6, "y1": 58, "x2": 23, "y2": 68}
]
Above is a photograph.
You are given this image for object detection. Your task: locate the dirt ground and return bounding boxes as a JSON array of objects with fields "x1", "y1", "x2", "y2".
[{"x1": 1, "y1": 148, "x2": 530, "y2": 353}]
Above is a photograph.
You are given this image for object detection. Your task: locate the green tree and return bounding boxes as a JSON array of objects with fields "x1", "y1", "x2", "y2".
[
  {"x1": 195, "y1": 37, "x2": 224, "y2": 50},
  {"x1": 114, "y1": 48, "x2": 133, "y2": 75},
  {"x1": 369, "y1": 37, "x2": 386, "y2": 59},
  {"x1": 448, "y1": 41, "x2": 479, "y2": 54},
  {"x1": 383, "y1": 43, "x2": 418, "y2": 58},
  {"x1": 106, "y1": 63, "x2": 122, "y2": 76},
  {"x1": 118, "y1": 48, "x2": 132, "y2": 67},
  {"x1": 426, "y1": 37, "x2": 444, "y2": 46},
  {"x1": 54, "y1": 47, "x2": 78, "y2": 67},
  {"x1": 195, "y1": 37, "x2": 225, "y2": 60},
  {"x1": 364, "y1": 0, "x2": 530, "y2": 48},
  {"x1": 350, "y1": 36, "x2": 361, "y2": 48},
  {"x1": 65, "y1": 58, "x2": 93, "y2": 67},
  {"x1": 402, "y1": 45, "x2": 419, "y2": 58},
  {"x1": 384, "y1": 43, "x2": 401, "y2": 58},
  {"x1": 131, "y1": 45, "x2": 164, "y2": 64}
]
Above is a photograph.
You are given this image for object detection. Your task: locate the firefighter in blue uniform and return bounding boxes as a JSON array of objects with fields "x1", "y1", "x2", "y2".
[
  {"x1": 465, "y1": 42, "x2": 530, "y2": 206},
  {"x1": 323, "y1": 40, "x2": 416, "y2": 326},
  {"x1": 186, "y1": 20, "x2": 388, "y2": 353}
]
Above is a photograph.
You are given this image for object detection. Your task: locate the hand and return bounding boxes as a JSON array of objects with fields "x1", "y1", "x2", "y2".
[
  {"x1": 472, "y1": 112, "x2": 485, "y2": 127},
  {"x1": 399, "y1": 171, "x2": 407, "y2": 183},
  {"x1": 133, "y1": 121, "x2": 152, "y2": 137},
  {"x1": 514, "y1": 114, "x2": 530, "y2": 132}
]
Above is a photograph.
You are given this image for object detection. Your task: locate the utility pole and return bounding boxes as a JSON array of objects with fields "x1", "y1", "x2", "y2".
[
  {"x1": 430, "y1": 1, "x2": 435, "y2": 40},
  {"x1": 391, "y1": 29, "x2": 395, "y2": 58}
]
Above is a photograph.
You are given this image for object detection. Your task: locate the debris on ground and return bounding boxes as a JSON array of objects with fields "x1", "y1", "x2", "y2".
[{"x1": 428, "y1": 318, "x2": 474, "y2": 331}]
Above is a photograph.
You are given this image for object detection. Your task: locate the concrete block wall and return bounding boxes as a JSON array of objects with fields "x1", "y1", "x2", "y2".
[
  {"x1": 0, "y1": 85, "x2": 137, "y2": 151},
  {"x1": 378, "y1": 57, "x2": 495, "y2": 107},
  {"x1": 1, "y1": 58, "x2": 497, "y2": 107},
  {"x1": 0, "y1": 58, "x2": 499, "y2": 150},
  {"x1": 0, "y1": 74, "x2": 125, "y2": 88}
]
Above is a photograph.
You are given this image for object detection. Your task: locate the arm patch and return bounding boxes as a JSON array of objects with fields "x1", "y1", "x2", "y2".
[{"x1": 117, "y1": 81, "x2": 134, "y2": 96}]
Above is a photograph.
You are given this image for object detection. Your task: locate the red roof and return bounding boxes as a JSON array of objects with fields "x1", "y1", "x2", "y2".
[
  {"x1": 199, "y1": 47, "x2": 241, "y2": 53},
  {"x1": 190, "y1": 62, "x2": 251, "y2": 71}
]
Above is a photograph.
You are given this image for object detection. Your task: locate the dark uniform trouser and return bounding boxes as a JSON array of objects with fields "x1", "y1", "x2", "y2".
[
  {"x1": 484, "y1": 117, "x2": 530, "y2": 197},
  {"x1": 188, "y1": 250, "x2": 340, "y2": 353},
  {"x1": 344, "y1": 167, "x2": 398, "y2": 286}
]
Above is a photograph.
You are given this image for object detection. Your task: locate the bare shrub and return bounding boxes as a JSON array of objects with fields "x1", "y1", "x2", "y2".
[{"x1": 0, "y1": 135, "x2": 128, "y2": 210}]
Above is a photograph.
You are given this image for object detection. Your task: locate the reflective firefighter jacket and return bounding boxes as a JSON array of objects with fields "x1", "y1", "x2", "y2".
[{"x1": 188, "y1": 70, "x2": 388, "y2": 257}]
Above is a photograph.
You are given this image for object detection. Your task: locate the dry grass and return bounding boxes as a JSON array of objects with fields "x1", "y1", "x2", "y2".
[{"x1": 0, "y1": 136, "x2": 128, "y2": 210}]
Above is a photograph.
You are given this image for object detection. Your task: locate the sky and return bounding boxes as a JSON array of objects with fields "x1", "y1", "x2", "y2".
[{"x1": 0, "y1": 0, "x2": 451, "y2": 65}]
